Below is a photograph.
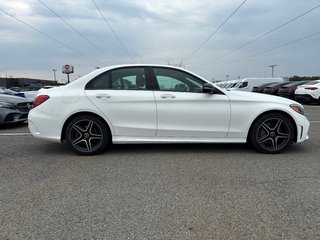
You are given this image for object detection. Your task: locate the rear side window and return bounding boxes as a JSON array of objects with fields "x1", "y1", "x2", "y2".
[
  {"x1": 111, "y1": 68, "x2": 147, "y2": 90},
  {"x1": 85, "y1": 71, "x2": 110, "y2": 90},
  {"x1": 85, "y1": 67, "x2": 147, "y2": 90}
]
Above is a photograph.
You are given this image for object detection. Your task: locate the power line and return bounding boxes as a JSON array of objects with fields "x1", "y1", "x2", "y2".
[
  {"x1": 0, "y1": 7, "x2": 100, "y2": 64},
  {"x1": 37, "y1": 0, "x2": 117, "y2": 62},
  {"x1": 91, "y1": 0, "x2": 136, "y2": 63},
  {"x1": 227, "y1": 31, "x2": 320, "y2": 66},
  {"x1": 199, "y1": 3, "x2": 320, "y2": 67},
  {"x1": 198, "y1": 30, "x2": 320, "y2": 70},
  {"x1": 184, "y1": 0, "x2": 247, "y2": 62}
]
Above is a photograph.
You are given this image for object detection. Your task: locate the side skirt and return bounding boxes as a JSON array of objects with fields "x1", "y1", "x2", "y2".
[{"x1": 112, "y1": 136, "x2": 246, "y2": 144}]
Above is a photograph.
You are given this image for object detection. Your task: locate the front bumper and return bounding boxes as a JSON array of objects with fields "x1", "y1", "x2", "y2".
[
  {"x1": 0, "y1": 109, "x2": 28, "y2": 124},
  {"x1": 294, "y1": 113, "x2": 310, "y2": 143}
]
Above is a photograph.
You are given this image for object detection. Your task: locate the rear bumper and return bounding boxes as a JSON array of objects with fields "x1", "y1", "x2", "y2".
[
  {"x1": 295, "y1": 94, "x2": 317, "y2": 103},
  {"x1": 278, "y1": 93, "x2": 294, "y2": 99},
  {"x1": 28, "y1": 109, "x2": 63, "y2": 143}
]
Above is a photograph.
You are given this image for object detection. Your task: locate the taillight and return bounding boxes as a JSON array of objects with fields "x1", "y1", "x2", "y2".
[
  {"x1": 33, "y1": 95, "x2": 50, "y2": 108},
  {"x1": 305, "y1": 87, "x2": 318, "y2": 90},
  {"x1": 288, "y1": 88, "x2": 296, "y2": 91}
]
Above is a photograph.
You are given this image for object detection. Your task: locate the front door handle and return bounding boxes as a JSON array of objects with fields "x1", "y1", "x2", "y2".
[
  {"x1": 95, "y1": 94, "x2": 111, "y2": 99},
  {"x1": 160, "y1": 94, "x2": 176, "y2": 99}
]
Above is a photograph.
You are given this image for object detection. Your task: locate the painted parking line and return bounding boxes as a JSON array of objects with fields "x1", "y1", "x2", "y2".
[
  {"x1": 0, "y1": 133, "x2": 32, "y2": 136},
  {"x1": 310, "y1": 121, "x2": 320, "y2": 123}
]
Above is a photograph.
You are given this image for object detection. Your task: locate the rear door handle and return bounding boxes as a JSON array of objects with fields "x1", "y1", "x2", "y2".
[
  {"x1": 160, "y1": 94, "x2": 176, "y2": 99},
  {"x1": 95, "y1": 94, "x2": 111, "y2": 99}
]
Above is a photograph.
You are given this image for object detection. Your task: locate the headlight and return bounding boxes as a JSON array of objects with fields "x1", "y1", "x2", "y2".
[
  {"x1": 290, "y1": 104, "x2": 304, "y2": 115},
  {"x1": 0, "y1": 101, "x2": 16, "y2": 110}
]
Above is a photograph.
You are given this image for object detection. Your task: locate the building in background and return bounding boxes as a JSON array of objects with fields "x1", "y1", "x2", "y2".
[{"x1": 0, "y1": 77, "x2": 58, "y2": 88}]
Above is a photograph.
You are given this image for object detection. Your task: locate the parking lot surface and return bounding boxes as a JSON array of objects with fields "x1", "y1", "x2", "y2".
[{"x1": 0, "y1": 105, "x2": 319, "y2": 239}]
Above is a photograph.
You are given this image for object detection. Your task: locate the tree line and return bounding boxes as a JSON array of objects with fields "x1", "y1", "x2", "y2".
[{"x1": 289, "y1": 75, "x2": 320, "y2": 81}]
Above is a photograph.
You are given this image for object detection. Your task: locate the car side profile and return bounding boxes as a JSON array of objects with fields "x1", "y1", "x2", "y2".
[{"x1": 28, "y1": 64, "x2": 309, "y2": 155}]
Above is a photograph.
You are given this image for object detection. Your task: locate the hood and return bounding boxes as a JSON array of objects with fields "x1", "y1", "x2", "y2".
[{"x1": 225, "y1": 90, "x2": 298, "y2": 105}]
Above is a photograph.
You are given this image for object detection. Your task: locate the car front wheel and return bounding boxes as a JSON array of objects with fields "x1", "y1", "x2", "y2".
[
  {"x1": 250, "y1": 113, "x2": 294, "y2": 154},
  {"x1": 65, "y1": 115, "x2": 109, "y2": 155}
]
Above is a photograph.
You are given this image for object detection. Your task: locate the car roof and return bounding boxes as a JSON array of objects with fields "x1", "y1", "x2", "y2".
[
  {"x1": 254, "y1": 82, "x2": 277, "y2": 88},
  {"x1": 268, "y1": 82, "x2": 288, "y2": 87},
  {"x1": 67, "y1": 64, "x2": 212, "y2": 88},
  {"x1": 301, "y1": 80, "x2": 320, "y2": 85},
  {"x1": 280, "y1": 81, "x2": 308, "y2": 87},
  {"x1": 97, "y1": 64, "x2": 189, "y2": 72}
]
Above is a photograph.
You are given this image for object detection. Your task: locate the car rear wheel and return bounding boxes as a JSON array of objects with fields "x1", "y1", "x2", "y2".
[
  {"x1": 250, "y1": 113, "x2": 294, "y2": 154},
  {"x1": 65, "y1": 115, "x2": 109, "y2": 155}
]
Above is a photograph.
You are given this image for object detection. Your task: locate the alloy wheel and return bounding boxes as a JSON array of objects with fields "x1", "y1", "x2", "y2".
[
  {"x1": 67, "y1": 118, "x2": 105, "y2": 154},
  {"x1": 250, "y1": 113, "x2": 294, "y2": 154},
  {"x1": 256, "y1": 117, "x2": 290, "y2": 151}
]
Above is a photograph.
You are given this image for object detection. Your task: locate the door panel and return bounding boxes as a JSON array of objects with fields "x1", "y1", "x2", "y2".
[
  {"x1": 154, "y1": 91, "x2": 230, "y2": 137},
  {"x1": 84, "y1": 67, "x2": 156, "y2": 137},
  {"x1": 86, "y1": 90, "x2": 156, "y2": 137},
  {"x1": 151, "y1": 67, "x2": 231, "y2": 138}
]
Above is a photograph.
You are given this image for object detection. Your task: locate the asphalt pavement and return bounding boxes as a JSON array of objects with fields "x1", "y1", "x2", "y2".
[{"x1": 0, "y1": 105, "x2": 319, "y2": 239}]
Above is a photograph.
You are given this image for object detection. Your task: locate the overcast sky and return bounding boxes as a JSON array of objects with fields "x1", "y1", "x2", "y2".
[{"x1": 0, "y1": 0, "x2": 319, "y2": 82}]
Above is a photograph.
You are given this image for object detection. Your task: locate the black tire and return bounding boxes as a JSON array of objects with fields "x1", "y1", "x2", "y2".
[
  {"x1": 65, "y1": 115, "x2": 109, "y2": 155},
  {"x1": 249, "y1": 113, "x2": 294, "y2": 154}
]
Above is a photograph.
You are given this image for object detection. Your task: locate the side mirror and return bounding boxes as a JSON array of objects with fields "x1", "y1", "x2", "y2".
[{"x1": 203, "y1": 83, "x2": 217, "y2": 94}]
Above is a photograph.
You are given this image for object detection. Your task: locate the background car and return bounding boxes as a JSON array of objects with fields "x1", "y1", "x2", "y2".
[
  {"x1": 252, "y1": 82, "x2": 277, "y2": 93},
  {"x1": 0, "y1": 94, "x2": 33, "y2": 124},
  {"x1": 278, "y1": 81, "x2": 309, "y2": 99},
  {"x1": 28, "y1": 64, "x2": 309, "y2": 155},
  {"x1": 237, "y1": 78, "x2": 283, "y2": 92},
  {"x1": 0, "y1": 87, "x2": 24, "y2": 97},
  {"x1": 17, "y1": 86, "x2": 42, "y2": 100},
  {"x1": 295, "y1": 80, "x2": 320, "y2": 104},
  {"x1": 263, "y1": 82, "x2": 290, "y2": 95}
]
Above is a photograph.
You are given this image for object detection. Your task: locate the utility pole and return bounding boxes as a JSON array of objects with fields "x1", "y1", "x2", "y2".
[
  {"x1": 226, "y1": 74, "x2": 229, "y2": 81},
  {"x1": 268, "y1": 64, "x2": 278, "y2": 77},
  {"x1": 52, "y1": 69, "x2": 57, "y2": 83}
]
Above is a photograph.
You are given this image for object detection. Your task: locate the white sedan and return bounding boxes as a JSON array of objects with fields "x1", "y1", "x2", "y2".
[{"x1": 28, "y1": 64, "x2": 309, "y2": 155}]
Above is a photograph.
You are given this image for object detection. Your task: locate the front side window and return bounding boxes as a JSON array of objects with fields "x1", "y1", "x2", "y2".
[
  {"x1": 85, "y1": 67, "x2": 147, "y2": 90},
  {"x1": 153, "y1": 68, "x2": 203, "y2": 93}
]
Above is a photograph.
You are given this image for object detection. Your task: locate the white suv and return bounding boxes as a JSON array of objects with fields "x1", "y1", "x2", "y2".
[{"x1": 295, "y1": 80, "x2": 320, "y2": 104}]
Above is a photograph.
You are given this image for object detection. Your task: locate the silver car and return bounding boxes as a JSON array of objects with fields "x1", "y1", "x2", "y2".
[{"x1": 0, "y1": 94, "x2": 33, "y2": 124}]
